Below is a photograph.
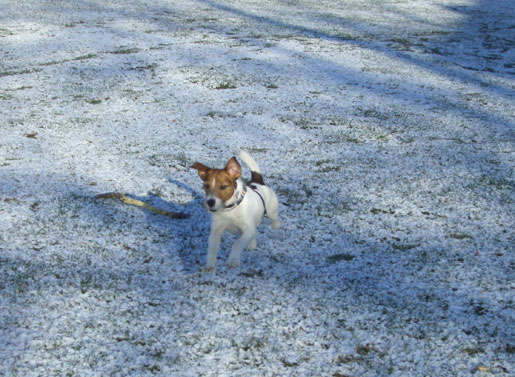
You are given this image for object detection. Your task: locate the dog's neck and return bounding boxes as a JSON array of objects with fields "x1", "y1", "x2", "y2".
[{"x1": 223, "y1": 180, "x2": 247, "y2": 211}]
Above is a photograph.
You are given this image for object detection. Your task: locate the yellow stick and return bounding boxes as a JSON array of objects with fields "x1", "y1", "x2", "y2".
[{"x1": 94, "y1": 192, "x2": 189, "y2": 219}]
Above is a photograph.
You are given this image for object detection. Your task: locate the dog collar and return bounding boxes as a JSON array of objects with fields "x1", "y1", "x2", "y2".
[{"x1": 223, "y1": 183, "x2": 247, "y2": 211}]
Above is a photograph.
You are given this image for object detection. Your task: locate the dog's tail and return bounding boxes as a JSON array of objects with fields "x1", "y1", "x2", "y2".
[{"x1": 238, "y1": 150, "x2": 265, "y2": 185}]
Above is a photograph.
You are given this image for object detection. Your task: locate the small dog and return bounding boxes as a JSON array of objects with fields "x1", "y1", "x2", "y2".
[{"x1": 191, "y1": 150, "x2": 280, "y2": 272}]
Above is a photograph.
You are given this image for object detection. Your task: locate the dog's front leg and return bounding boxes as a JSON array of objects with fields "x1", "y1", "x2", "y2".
[
  {"x1": 205, "y1": 224, "x2": 224, "y2": 273},
  {"x1": 227, "y1": 228, "x2": 256, "y2": 268}
]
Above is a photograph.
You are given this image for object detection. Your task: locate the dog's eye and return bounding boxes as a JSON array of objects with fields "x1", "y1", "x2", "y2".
[
  {"x1": 220, "y1": 185, "x2": 228, "y2": 190},
  {"x1": 203, "y1": 183, "x2": 210, "y2": 190}
]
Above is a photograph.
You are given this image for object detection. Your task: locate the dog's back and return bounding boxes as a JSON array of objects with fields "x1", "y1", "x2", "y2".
[{"x1": 239, "y1": 150, "x2": 280, "y2": 230}]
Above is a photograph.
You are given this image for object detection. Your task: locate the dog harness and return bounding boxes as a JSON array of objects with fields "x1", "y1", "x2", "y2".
[
  {"x1": 249, "y1": 184, "x2": 267, "y2": 215},
  {"x1": 223, "y1": 182, "x2": 267, "y2": 215}
]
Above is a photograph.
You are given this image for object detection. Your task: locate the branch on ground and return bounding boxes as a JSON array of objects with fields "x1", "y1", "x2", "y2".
[{"x1": 94, "y1": 192, "x2": 190, "y2": 219}]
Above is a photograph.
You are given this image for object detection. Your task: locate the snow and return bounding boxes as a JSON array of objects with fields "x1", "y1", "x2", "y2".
[{"x1": 1, "y1": 0, "x2": 514, "y2": 375}]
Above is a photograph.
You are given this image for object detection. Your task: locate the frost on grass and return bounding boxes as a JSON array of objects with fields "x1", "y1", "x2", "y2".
[{"x1": 1, "y1": 0, "x2": 514, "y2": 376}]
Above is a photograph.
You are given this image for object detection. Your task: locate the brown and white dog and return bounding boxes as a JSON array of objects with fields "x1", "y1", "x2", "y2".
[{"x1": 191, "y1": 150, "x2": 280, "y2": 272}]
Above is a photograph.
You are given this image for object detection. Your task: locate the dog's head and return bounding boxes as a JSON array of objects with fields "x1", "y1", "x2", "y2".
[{"x1": 191, "y1": 156, "x2": 241, "y2": 212}]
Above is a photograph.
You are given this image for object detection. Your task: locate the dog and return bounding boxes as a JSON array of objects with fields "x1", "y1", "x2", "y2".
[{"x1": 191, "y1": 150, "x2": 280, "y2": 272}]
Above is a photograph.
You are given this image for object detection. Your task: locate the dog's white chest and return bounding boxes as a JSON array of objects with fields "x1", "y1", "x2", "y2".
[
  {"x1": 213, "y1": 211, "x2": 250, "y2": 235},
  {"x1": 226, "y1": 224, "x2": 242, "y2": 235}
]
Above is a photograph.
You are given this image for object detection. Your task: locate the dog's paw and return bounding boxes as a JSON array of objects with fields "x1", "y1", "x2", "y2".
[
  {"x1": 248, "y1": 238, "x2": 257, "y2": 250},
  {"x1": 203, "y1": 264, "x2": 216, "y2": 273},
  {"x1": 272, "y1": 220, "x2": 281, "y2": 230},
  {"x1": 226, "y1": 257, "x2": 240, "y2": 269}
]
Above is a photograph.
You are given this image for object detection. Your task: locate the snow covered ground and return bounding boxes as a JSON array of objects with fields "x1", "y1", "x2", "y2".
[{"x1": 0, "y1": 0, "x2": 513, "y2": 375}]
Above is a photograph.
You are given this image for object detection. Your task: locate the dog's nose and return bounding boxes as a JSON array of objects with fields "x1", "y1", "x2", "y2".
[{"x1": 206, "y1": 198, "x2": 216, "y2": 207}]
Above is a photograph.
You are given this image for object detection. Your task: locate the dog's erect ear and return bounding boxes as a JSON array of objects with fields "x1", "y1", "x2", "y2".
[
  {"x1": 191, "y1": 162, "x2": 210, "y2": 180},
  {"x1": 225, "y1": 156, "x2": 241, "y2": 180}
]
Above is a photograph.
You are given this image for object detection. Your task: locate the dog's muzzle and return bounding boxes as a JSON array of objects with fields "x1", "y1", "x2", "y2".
[{"x1": 205, "y1": 196, "x2": 221, "y2": 212}]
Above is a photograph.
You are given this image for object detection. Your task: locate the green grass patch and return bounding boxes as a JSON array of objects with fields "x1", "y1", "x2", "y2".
[
  {"x1": 0, "y1": 68, "x2": 41, "y2": 77},
  {"x1": 0, "y1": 28, "x2": 14, "y2": 36},
  {"x1": 448, "y1": 233, "x2": 473, "y2": 240},
  {"x1": 86, "y1": 98, "x2": 102, "y2": 105},
  {"x1": 370, "y1": 208, "x2": 395, "y2": 215},
  {"x1": 392, "y1": 243, "x2": 421, "y2": 251},
  {"x1": 462, "y1": 347, "x2": 484, "y2": 355},
  {"x1": 215, "y1": 81, "x2": 237, "y2": 89},
  {"x1": 327, "y1": 253, "x2": 354, "y2": 263},
  {"x1": 363, "y1": 109, "x2": 389, "y2": 120},
  {"x1": 315, "y1": 159, "x2": 341, "y2": 172},
  {"x1": 74, "y1": 53, "x2": 98, "y2": 61},
  {"x1": 356, "y1": 344, "x2": 371, "y2": 355},
  {"x1": 111, "y1": 47, "x2": 140, "y2": 55}
]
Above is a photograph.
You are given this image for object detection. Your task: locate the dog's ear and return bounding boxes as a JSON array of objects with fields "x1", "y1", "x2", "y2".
[
  {"x1": 191, "y1": 162, "x2": 210, "y2": 180},
  {"x1": 225, "y1": 156, "x2": 241, "y2": 180}
]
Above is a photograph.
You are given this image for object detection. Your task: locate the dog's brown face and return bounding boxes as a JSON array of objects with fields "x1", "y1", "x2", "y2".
[{"x1": 191, "y1": 157, "x2": 241, "y2": 212}]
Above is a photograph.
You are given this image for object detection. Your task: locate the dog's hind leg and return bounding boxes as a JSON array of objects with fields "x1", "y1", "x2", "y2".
[
  {"x1": 269, "y1": 211, "x2": 280, "y2": 230},
  {"x1": 267, "y1": 193, "x2": 281, "y2": 230}
]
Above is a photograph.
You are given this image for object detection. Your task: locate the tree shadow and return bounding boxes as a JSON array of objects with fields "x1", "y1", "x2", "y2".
[
  {"x1": 199, "y1": 0, "x2": 514, "y2": 87},
  {"x1": 123, "y1": 178, "x2": 211, "y2": 272}
]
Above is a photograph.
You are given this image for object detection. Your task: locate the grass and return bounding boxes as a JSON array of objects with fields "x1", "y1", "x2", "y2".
[
  {"x1": 40, "y1": 53, "x2": 98, "y2": 66},
  {"x1": 0, "y1": 27, "x2": 14, "y2": 36},
  {"x1": 327, "y1": 253, "x2": 354, "y2": 263},
  {"x1": 206, "y1": 110, "x2": 238, "y2": 119},
  {"x1": 0, "y1": 68, "x2": 41, "y2": 77},
  {"x1": 462, "y1": 347, "x2": 484, "y2": 355},
  {"x1": 281, "y1": 358, "x2": 299, "y2": 367},
  {"x1": 448, "y1": 233, "x2": 473, "y2": 240},
  {"x1": 387, "y1": 38, "x2": 416, "y2": 51},
  {"x1": 182, "y1": 66, "x2": 242, "y2": 90},
  {"x1": 246, "y1": 147, "x2": 268, "y2": 153},
  {"x1": 0, "y1": 93, "x2": 13, "y2": 100},
  {"x1": 370, "y1": 208, "x2": 395, "y2": 215},
  {"x1": 74, "y1": 53, "x2": 98, "y2": 61},
  {"x1": 315, "y1": 159, "x2": 341, "y2": 172},
  {"x1": 392, "y1": 243, "x2": 421, "y2": 251},
  {"x1": 1, "y1": 2, "x2": 513, "y2": 376},
  {"x1": 275, "y1": 183, "x2": 313, "y2": 209},
  {"x1": 111, "y1": 47, "x2": 141, "y2": 55},
  {"x1": 362, "y1": 108, "x2": 389, "y2": 121},
  {"x1": 86, "y1": 98, "x2": 102, "y2": 105},
  {"x1": 356, "y1": 344, "x2": 372, "y2": 356},
  {"x1": 215, "y1": 81, "x2": 237, "y2": 89}
]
